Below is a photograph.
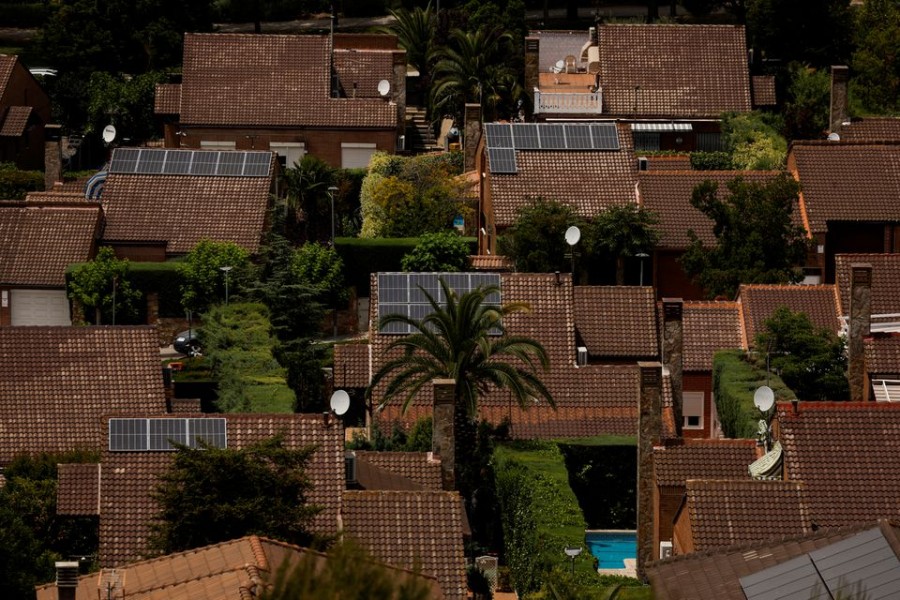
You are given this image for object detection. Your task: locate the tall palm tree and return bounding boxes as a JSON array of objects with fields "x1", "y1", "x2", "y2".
[
  {"x1": 367, "y1": 277, "x2": 554, "y2": 418},
  {"x1": 377, "y1": 3, "x2": 435, "y2": 81}
]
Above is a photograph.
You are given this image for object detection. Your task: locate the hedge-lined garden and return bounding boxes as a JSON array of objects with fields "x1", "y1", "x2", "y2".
[{"x1": 713, "y1": 349, "x2": 795, "y2": 438}]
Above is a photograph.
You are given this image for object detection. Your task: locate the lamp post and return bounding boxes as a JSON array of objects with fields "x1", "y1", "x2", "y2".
[
  {"x1": 564, "y1": 546, "x2": 582, "y2": 575},
  {"x1": 220, "y1": 266, "x2": 233, "y2": 305},
  {"x1": 636, "y1": 252, "x2": 649, "y2": 286},
  {"x1": 328, "y1": 185, "x2": 339, "y2": 246},
  {"x1": 565, "y1": 226, "x2": 581, "y2": 284}
]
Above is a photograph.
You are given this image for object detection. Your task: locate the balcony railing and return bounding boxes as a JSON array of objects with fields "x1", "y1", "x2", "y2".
[{"x1": 533, "y1": 88, "x2": 602, "y2": 115}]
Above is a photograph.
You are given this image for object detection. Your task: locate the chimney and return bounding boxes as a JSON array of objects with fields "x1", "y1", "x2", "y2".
[
  {"x1": 524, "y1": 36, "x2": 539, "y2": 108},
  {"x1": 55, "y1": 561, "x2": 79, "y2": 600},
  {"x1": 463, "y1": 103, "x2": 481, "y2": 172},
  {"x1": 44, "y1": 124, "x2": 63, "y2": 191},
  {"x1": 432, "y1": 378, "x2": 456, "y2": 491},
  {"x1": 829, "y1": 65, "x2": 850, "y2": 136},
  {"x1": 662, "y1": 299, "x2": 684, "y2": 437},
  {"x1": 848, "y1": 263, "x2": 872, "y2": 401},
  {"x1": 391, "y1": 50, "x2": 407, "y2": 141},
  {"x1": 636, "y1": 361, "x2": 662, "y2": 582}
]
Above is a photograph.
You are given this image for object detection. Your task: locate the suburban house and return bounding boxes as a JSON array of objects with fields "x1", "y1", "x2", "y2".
[
  {"x1": 0, "y1": 327, "x2": 169, "y2": 465},
  {"x1": 155, "y1": 33, "x2": 406, "y2": 169},
  {"x1": 36, "y1": 535, "x2": 444, "y2": 600},
  {"x1": 524, "y1": 25, "x2": 770, "y2": 151},
  {"x1": 573, "y1": 285, "x2": 658, "y2": 365},
  {"x1": 736, "y1": 284, "x2": 843, "y2": 349},
  {"x1": 477, "y1": 121, "x2": 637, "y2": 255},
  {"x1": 100, "y1": 147, "x2": 274, "y2": 260},
  {"x1": 0, "y1": 54, "x2": 51, "y2": 170},
  {"x1": 0, "y1": 195, "x2": 101, "y2": 325},
  {"x1": 835, "y1": 253, "x2": 900, "y2": 335},
  {"x1": 865, "y1": 334, "x2": 900, "y2": 402}
]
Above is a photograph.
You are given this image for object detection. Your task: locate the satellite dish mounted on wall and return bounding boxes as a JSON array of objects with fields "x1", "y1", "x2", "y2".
[
  {"x1": 330, "y1": 389, "x2": 350, "y2": 416},
  {"x1": 565, "y1": 226, "x2": 581, "y2": 246},
  {"x1": 102, "y1": 124, "x2": 117, "y2": 144},
  {"x1": 753, "y1": 385, "x2": 775, "y2": 412},
  {"x1": 377, "y1": 79, "x2": 391, "y2": 97}
]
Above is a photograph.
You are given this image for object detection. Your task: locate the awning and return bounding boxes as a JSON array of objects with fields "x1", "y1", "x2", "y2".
[
  {"x1": 749, "y1": 441, "x2": 783, "y2": 479},
  {"x1": 630, "y1": 122, "x2": 693, "y2": 132}
]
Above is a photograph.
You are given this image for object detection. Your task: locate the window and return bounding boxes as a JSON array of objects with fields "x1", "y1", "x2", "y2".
[
  {"x1": 200, "y1": 140, "x2": 236, "y2": 150},
  {"x1": 683, "y1": 391, "x2": 704, "y2": 430},
  {"x1": 696, "y1": 132, "x2": 723, "y2": 152},
  {"x1": 633, "y1": 132, "x2": 660, "y2": 151},
  {"x1": 270, "y1": 142, "x2": 306, "y2": 169},
  {"x1": 341, "y1": 142, "x2": 377, "y2": 169}
]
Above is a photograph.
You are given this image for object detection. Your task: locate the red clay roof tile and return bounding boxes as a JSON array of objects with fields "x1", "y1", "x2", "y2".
[
  {"x1": 354, "y1": 451, "x2": 442, "y2": 490},
  {"x1": 153, "y1": 83, "x2": 181, "y2": 115},
  {"x1": 575, "y1": 286, "x2": 658, "y2": 358},
  {"x1": 682, "y1": 301, "x2": 745, "y2": 371},
  {"x1": 865, "y1": 334, "x2": 900, "y2": 374},
  {"x1": 835, "y1": 253, "x2": 900, "y2": 318},
  {"x1": 654, "y1": 439, "x2": 757, "y2": 487},
  {"x1": 751, "y1": 75, "x2": 777, "y2": 106},
  {"x1": 0, "y1": 105, "x2": 32, "y2": 136},
  {"x1": 839, "y1": 118, "x2": 900, "y2": 142},
  {"x1": 737, "y1": 284, "x2": 842, "y2": 347},
  {"x1": 57, "y1": 463, "x2": 99, "y2": 516}
]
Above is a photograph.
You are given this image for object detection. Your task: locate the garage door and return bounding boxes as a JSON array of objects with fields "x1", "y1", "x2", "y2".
[{"x1": 11, "y1": 289, "x2": 72, "y2": 326}]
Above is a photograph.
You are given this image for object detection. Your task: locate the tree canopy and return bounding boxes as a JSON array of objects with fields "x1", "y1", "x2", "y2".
[
  {"x1": 151, "y1": 436, "x2": 321, "y2": 554},
  {"x1": 585, "y1": 204, "x2": 661, "y2": 286},
  {"x1": 401, "y1": 231, "x2": 471, "y2": 272},
  {"x1": 721, "y1": 112, "x2": 788, "y2": 170},
  {"x1": 680, "y1": 174, "x2": 810, "y2": 299},
  {"x1": 497, "y1": 198, "x2": 584, "y2": 274},
  {"x1": 178, "y1": 239, "x2": 252, "y2": 314},
  {"x1": 68, "y1": 247, "x2": 141, "y2": 324},
  {"x1": 851, "y1": 0, "x2": 900, "y2": 115}
]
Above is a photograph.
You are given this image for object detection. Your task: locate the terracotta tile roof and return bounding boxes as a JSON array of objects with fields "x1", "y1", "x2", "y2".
[
  {"x1": 57, "y1": 176, "x2": 94, "y2": 194},
  {"x1": 57, "y1": 463, "x2": 99, "y2": 516},
  {"x1": 839, "y1": 118, "x2": 900, "y2": 142},
  {"x1": 654, "y1": 439, "x2": 757, "y2": 487},
  {"x1": 334, "y1": 49, "x2": 396, "y2": 98},
  {"x1": 682, "y1": 301, "x2": 745, "y2": 371},
  {"x1": 333, "y1": 343, "x2": 370, "y2": 388},
  {"x1": 0, "y1": 105, "x2": 31, "y2": 136},
  {"x1": 644, "y1": 154, "x2": 692, "y2": 171},
  {"x1": 574, "y1": 286, "x2": 658, "y2": 358},
  {"x1": 353, "y1": 451, "x2": 442, "y2": 490},
  {"x1": 865, "y1": 334, "x2": 900, "y2": 374},
  {"x1": 101, "y1": 160, "x2": 272, "y2": 254},
  {"x1": 469, "y1": 254, "x2": 514, "y2": 271},
  {"x1": 0, "y1": 202, "x2": 100, "y2": 286},
  {"x1": 648, "y1": 521, "x2": 900, "y2": 600},
  {"x1": 38, "y1": 535, "x2": 443, "y2": 600},
  {"x1": 835, "y1": 253, "x2": 900, "y2": 317},
  {"x1": 0, "y1": 55, "x2": 14, "y2": 91},
  {"x1": 597, "y1": 25, "x2": 752, "y2": 118},
  {"x1": 737, "y1": 284, "x2": 842, "y2": 346},
  {"x1": 790, "y1": 141, "x2": 900, "y2": 234},
  {"x1": 532, "y1": 30, "x2": 591, "y2": 72},
  {"x1": 751, "y1": 75, "x2": 777, "y2": 106},
  {"x1": 179, "y1": 34, "x2": 396, "y2": 128},
  {"x1": 682, "y1": 479, "x2": 811, "y2": 552},
  {"x1": 153, "y1": 83, "x2": 181, "y2": 115},
  {"x1": 355, "y1": 458, "x2": 428, "y2": 491},
  {"x1": 487, "y1": 123, "x2": 637, "y2": 227},
  {"x1": 342, "y1": 490, "x2": 467, "y2": 600},
  {"x1": 24, "y1": 191, "x2": 90, "y2": 204},
  {"x1": 98, "y1": 413, "x2": 344, "y2": 567},
  {"x1": 778, "y1": 401, "x2": 900, "y2": 528},
  {"x1": 0, "y1": 327, "x2": 167, "y2": 465},
  {"x1": 638, "y1": 171, "x2": 784, "y2": 249}
]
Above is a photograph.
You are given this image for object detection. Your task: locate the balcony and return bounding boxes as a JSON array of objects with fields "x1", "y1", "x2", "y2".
[{"x1": 533, "y1": 88, "x2": 602, "y2": 115}]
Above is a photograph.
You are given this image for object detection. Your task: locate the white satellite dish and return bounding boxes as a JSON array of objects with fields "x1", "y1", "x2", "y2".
[
  {"x1": 377, "y1": 79, "x2": 391, "y2": 97},
  {"x1": 102, "y1": 124, "x2": 117, "y2": 144},
  {"x1": 330, "y1": 389, "x2": 350, "y2": 416},
  {"x1": 565, "y1": 225, "x2": 581, "y2": 246},
  {"x1": 753, "y1": 385, "x2": 775, "y2": 412},
  {"x1": 827, "y1": 132, "x2": 840, "y2": 141}
]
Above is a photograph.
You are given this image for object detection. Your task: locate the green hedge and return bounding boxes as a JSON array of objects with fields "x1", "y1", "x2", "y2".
[
  {"x1": 690, "y1": 151, "x2": 734, "y2": 170},
  {"x1": 335, "y1": 236, "x2": 477, "y2": 296},
  {"x1": 0, "y1": 164, "x2": 43, "y2": 199},
  {"x1": 713, "y1": 349, "x2": 795, "y2": 438}
]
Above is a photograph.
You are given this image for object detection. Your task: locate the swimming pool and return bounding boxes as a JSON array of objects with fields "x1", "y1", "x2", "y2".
[{"x1": 585, "y1": 530, "x2": 636, "y2": 569}]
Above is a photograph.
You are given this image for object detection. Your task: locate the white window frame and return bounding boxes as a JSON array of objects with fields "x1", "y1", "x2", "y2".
[
  {"x1": 199, "y1": 140, "x2": 236, "y2": 150},
  {"x1": 270, "y1": 142, "x2": 306, "y2": 169},
  {"x1": 683, "y1": 391, "x2": 704, "y2": 430}
]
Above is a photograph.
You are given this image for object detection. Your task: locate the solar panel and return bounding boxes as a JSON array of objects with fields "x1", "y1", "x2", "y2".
[
  {"x1": 243, "y1": 152, "x2": 272, "y2": 177},
  {"x1": 590, "y1": 123, "x2": 620, "y2": 150},
  {"x1": 488, "y1": 148, "x2": 517, "y2": 173},
  {"x1": 379, "y1": 303, "x2": 410, "y2": 334},
  {"x1": 188, "y1": 418, "x2": 227, "y2": 449},
  {"x1": 810, "y1": 527, "x2": 900, "y2": 600},
  {"x1": 135, "y1": 149, "x2": 165, "y2": 174},
  {"x1": 109, "y1": 148, "x2": 140, "y2": 174},
  {"x1": 512, "y1": 124, "x2": 540, "y2": 150},
  {"x1": 109, "y1": 418, "x2": 149, "y2": 451},
  {"x1": 484, "y1": 123, "x2": 513, "y2": 149},
  {"x1": 149, "y1": 418, "x2": 187, "y2": 450},
  {"x1": 191, "y1": 151, "x2": 219, "y2": 176},
  {"x1": 565, "y1": 124, "x2": 594, "y2": 149},
  {"x1": 163, "y1": 150, "x2": 193, "y2": 175},
  {"x1": 217, "y1": 151, "x2": 245, "y2": 176},
  {"x1": 539, "y1": 124, "x2": 567, "y2": 149},
  {"x1": 109, "y1": 418, "x2": 228, "y2": 451}
]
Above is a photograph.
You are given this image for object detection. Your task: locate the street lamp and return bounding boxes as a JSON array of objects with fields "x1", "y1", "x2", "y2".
[
  {"x1": 564, "y1": 546, "x2": 583, "y2": 575},
  {"x1": 636, "y1": 252, "x2": 649, "y2": 286},
  {"x1": 328, "y1": 185, "x2": 339, "y2": 246},
  {"x1": 565, "y1": 226, "x2": 581, "y2": 284},
  {"x1": 220, "y1": 266, "x2": 233, "y2": 305}
]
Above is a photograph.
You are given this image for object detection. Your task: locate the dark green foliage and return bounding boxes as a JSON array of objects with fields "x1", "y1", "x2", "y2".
[
  {"x1": 259, "y1": 538, "x2": 433, "y2": 600},
  {"x1": 178, "y1": 239, "x2": 252, "y2": 313},
  {"x1": 124, "y1": 261, "x2": 185, "y2": 317},
  {"x1": 404, "y1": 416, "x2": 433, "y2": 452},
  {"x1": 292, "y1": 242, "x2": 349, "y2": 306},
  {"x1": 755, "y1": 306, "x2": 850, "y2": 400},
  {"x1": 0, "y1": 163, "x2": 43, "y2": 199},
  {"x1": 721, "y1": 111, "x2": 788, "y2": 170},
  {"x1": 68, "y1": 247, "x2": 142, "y2": 324},
  {"x1": 851, "y1": 0, "x2": 900, "y2": 115},
  {"x1": 401, "y1": 231, "x2": 470, "y2": 272},
  {"x1": 680, "y1": 174, "x2": 810, "y2": 299},
  {"x1": 712, "y1": 349, "x2": 795, "y2": 438},
  {"x1": 0, "y1": 2, "x2": 47, "y2": 27},
  {"x1": 690, "y1": 151, "x2": 734, "y2": 170},
  {"x1": 746, "y1": 0, "x2": 852, "y2": 67},
  {"x1": 560, "y1": 444, "x2": 636, "y2": 529},
  {"x1": 377, "y1": 3, "x2": 436, "y2": 86},
  {"x1": 150, "y1": 436, "x2": 321, "y2": 554},
  {"x1": 498, "y1": 197, "x2": 584, "y2": 274},
  {"x1": 85, "y1": 71, "x2": 169, "y2": 141},
  {"x1": 283, "y1": 155, "x2": 336, "y2": 244},
  {"x1": 585, "y1": 204, "x2": 661, "y2": 286},
  {"x1": 782, "y1": 63, "x2": 831, "y2": 141}
]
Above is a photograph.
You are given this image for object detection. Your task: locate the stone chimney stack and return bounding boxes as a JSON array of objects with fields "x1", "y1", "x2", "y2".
[
  {"x1": 463, "y1": 103, "x2": 481, "y2": 173},
  {"x1": 524, "y1": 36, "x2": 539, "y2": 108},
  {"x1": 848, "y1": 263, "x2": 872, "y2": 401},
  {"x1": 829, "y1": 65, "x2": 850, "y2": 136},
  {"x1": 662, "y1": 298, "x2": 684, "y2": 437},
  {"x1": 432, "y1": 379, "x2": 456, "y2": 491},
  {"x1": 55, "y1": 561, "x2": 79, "y2": 600},
  {"x1": 636, "y1": 361, "x2": 662, "y2": 582},
  {"x1": 44, "y1": 124, "x2": 63, "y2": 191}
]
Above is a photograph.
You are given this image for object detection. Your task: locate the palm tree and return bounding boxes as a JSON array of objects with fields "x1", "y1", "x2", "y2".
[
  {"x1": 377, "y1": 3, "x2": 435, "y2": 82},
  {"x1": 367, "y1": 277, "x2": 554, "y2": 419}
]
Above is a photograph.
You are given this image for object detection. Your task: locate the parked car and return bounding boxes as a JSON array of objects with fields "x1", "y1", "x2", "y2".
[{"x1": 173, "y1": 329, "x2": 201, "y2": 357}]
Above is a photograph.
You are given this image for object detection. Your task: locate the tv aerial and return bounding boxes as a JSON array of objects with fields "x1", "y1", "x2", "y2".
[
  {"x1": 330, "y1": 389, "x2": 350, "y2": 416},
  {"x1": 377, "y1": 79, "x2": 391, "y2": 97},
  {"x1": 753, "y1": 385, "x2": 775, "y2": 413}
]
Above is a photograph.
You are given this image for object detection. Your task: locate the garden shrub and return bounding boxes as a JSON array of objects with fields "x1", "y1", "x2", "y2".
[
  {"x1": 0, "y1": 163, "x2": 43, "y2": 200},
  {"x1": 713, "y1": 349, "x2": 795, "y2": 438}
]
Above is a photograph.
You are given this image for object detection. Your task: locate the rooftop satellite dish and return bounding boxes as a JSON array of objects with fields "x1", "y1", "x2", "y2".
[
  {"x1": 330, "y1": 389, "x2": 350, "y2": 416},
  {"x1": 554, "y1": 59, "x2": 565, "y2": 71},
  {"x1": 827, "y1": 132, "x2": 840, "y2": 141},
  {"x1": 753, "y1": 385, "x2": 775, "y2": 412},
  {"x1": 565, "y1": 225, "x2": 581, "y2": 246},
  {"x1": 377, "y1": 79, "x2": 391, "y2": 97},
  {"x1": 102, "y1": 124, "x2": 117, "y2": 144}
]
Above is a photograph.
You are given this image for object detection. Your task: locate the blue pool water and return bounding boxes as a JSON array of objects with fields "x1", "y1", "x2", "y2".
[{"x1": 585, "y1": 531, "x2": 636, "y2": 569}]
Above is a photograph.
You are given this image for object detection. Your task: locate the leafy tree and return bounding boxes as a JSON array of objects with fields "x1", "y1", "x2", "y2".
[
  {"x1": 401, "y1": 231, "x2": 470, "y2": 272},
  {"x1": 781, "y1": 63, "x2": 830, "y2": 141},
  {"x1": 680, "y1": 174, "x2": 810, "y2": 299},
  {"x1": 283, "y1": 155, "x2": 336, "y2": 243},
  {"x1": 746, "y1": 0, "x2": 852, "y2": 67},
  {"x1": 260, "y1": 538, "x2": 433, "y2": 600},
  {"x1": 497, "y1": 198, "x2": 583, "y2": 274},
  {"x1": 150, "y1": 436, "x2": 322, "y2": 554},
  {"x1": 403, "y1": 416, "x2": 433, "y2": 452},
  {"x1": 722, "y1": 112, "x2": 788, "y2": 170},
  {"x1": 755, "y1": 306, "x2": 849, "y2": 400},
  {"x1": 85, "y1": 71, "x2": 168, "y2": 141},
  {"x1": 851, "y1": 0, "x2": 900, "y2": 115},
  {"x1": 177, "y1": 239, "x2": 251, "y2": 314},
  {"x1": 585, "y1": 204, "x2": 660, "y2": 286},
  {"x1": 68, "y1": 247, "x2": 142, "y2": 324},
  {"x1": 292, "y1": 242, "x2": 349, "y2": 307}
]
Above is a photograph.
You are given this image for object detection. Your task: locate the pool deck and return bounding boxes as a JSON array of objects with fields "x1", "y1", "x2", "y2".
[{"x1": 598, "y1": 558, "x2": 637, "y2": 578}]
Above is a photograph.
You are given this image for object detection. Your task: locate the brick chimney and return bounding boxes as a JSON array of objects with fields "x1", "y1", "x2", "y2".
[
  {"x1": 391, "y1": 50, "x2": 407, "y2": 142},
  {"x1": 463, "y1": 103, "x2": 481, "y2": 172},
  {"x1": 524, "y1": 36, "x2": 539, "y2": 108},
  {"x1": 636, "y1": 361, "x2": 662, "y2": 581},
  {"x1": 432, "y1": 379, "x2": 456, "y2": 491},
  {"x1": 848, "y1": 263, "x2": 872, "y2": 401},
  {"x1": 44, "y1": 124, "x2": 63, "y2": 191},
  {"x1": 829, "y1": 65, "x2": 850, "y2": 136},
  {"x1": 55, "y1": 561, "x2": 79, "y2": 600},
  {"x1": 662, "y1": 298, "x2": 684, "y2": 437}
]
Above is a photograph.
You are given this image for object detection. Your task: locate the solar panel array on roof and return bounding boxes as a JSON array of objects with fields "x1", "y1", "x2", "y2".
[
  {"x1": 377, "y1": 272, "x2": 501, "y2": 334},
  {"x1": 482, "y1": 122, "x2": 620, "y2": 174},
  {"x1": 109, "y1": 418, "x2": 228, "y2": 451},
  {"x1": 108, "y1": 148, "x2": 272, "y2": 177}
]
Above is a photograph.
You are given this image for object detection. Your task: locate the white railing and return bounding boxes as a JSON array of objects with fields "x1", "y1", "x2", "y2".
[{"x1": 534, "y1": 88, "x2": 602, "y2": 115}]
